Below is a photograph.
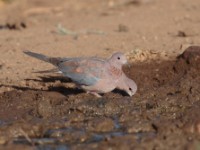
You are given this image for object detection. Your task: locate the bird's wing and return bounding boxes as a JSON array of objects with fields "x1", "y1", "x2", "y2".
[
  {"x1": 58, "y1": 58, "x2": 107, "y2": 86},
  {"x1": 24, "y1": 51, "x2": 108, "y2": 86}
]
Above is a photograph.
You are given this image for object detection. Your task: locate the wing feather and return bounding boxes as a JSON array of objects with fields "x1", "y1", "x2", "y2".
[{"x1": 58, "y1": 58, "x2": 106, "y2": 86}]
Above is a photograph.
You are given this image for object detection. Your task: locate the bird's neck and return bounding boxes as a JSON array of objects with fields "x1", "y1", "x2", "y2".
[
  {"x1": 107, "y1": 63, "x2": 123, "y2": 80},
  {"x1": 108, "y1": 60, "x2": 122, "y2": 70}
]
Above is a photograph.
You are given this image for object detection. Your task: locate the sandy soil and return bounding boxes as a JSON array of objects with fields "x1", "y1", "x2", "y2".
[{"x1": 0, "y1": 0, "x2": 200, "y2": 149}]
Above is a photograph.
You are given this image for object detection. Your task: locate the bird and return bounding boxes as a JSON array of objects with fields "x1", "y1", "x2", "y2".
[{"x1": 23, "y1": 51, "x2": 137, "y2": 97}]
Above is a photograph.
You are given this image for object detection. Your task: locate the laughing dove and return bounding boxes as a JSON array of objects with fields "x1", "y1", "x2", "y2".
[{"x1": 24, "y1": 51, "x2": 137, "y2": 97}]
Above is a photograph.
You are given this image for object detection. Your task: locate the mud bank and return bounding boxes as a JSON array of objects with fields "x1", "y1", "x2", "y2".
[{"x1": 0, "y1": 48, "x2": 199, "y2": 150}]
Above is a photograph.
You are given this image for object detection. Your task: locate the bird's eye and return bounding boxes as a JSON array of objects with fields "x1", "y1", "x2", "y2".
[
  {"x1": 117, "y1": 57, "x2": 120, "y2": 60},
  {"x1": 129, "y1": 88, "x2": 132, "y2": 91}
]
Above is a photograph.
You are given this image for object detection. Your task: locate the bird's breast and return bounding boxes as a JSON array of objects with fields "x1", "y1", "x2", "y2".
[{"x1": 108, "y1": 66, "x2": 122, "y2": 79}]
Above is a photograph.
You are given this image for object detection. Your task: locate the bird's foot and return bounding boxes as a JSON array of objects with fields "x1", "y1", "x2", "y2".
[{"x1": 87, "y1": 91, "x2": 102, "y2": 97}]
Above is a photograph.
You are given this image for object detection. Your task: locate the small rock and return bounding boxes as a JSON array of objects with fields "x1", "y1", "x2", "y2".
[
  {"x1": 37, "y1": 99, "x2": 53, "y2": 118},
  {"x1": 0, "y1": 136, "x2": 7, "y2": 145},
  {"x1": 87, "y1": 118, "x2": 115, "y2": 132},
  {"x1": 178, "y1": 46, "x2": 200, "y2": 59},
  {"x1": 177, "y1": 31, "x2": 187, "y2": 37},
  {"x1": 118, "y1": 24, "x2": 129, "y2": 32},
  {"x1": 177, "y1": 46, "x2": 200, "y2": 65}
]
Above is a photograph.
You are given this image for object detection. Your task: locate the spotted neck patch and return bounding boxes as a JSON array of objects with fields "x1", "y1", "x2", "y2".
[{"x1": 108, "y1": 66, "x2": 122, "y2": 78}]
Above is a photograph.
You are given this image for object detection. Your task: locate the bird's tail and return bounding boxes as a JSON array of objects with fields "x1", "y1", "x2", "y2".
[
  {"x1": 23, "y1": 51, "x2": 61, "y2": 66},
  {"x1": 24, "y1": 51, "x2": 50, "y2": 62},
  {"x1": 33, "y1": 68, "x2": 62, "y2": 74}
]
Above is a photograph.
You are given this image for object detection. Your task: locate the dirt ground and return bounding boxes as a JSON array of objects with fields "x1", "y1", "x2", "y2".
[{"x1": 0, "y1": 0, "x2": 200, "y2": 149}]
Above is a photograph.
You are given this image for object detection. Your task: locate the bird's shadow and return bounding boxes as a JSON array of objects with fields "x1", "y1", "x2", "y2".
[
  {"x1": 1, "y1": 84, "x2": 84, "y2": 97},
  {"x1": 25, "y1": 75, "x2": 71, "y2": 83},
  {"x1": 112, "y1": 89, "x2": 129, "y2": 96},
  {"x1": 1, "y1": 75, "x2": 83, "y2": 97},
  {"x1": 1, "y1": 75, "x2": 129, "y2": 97}
]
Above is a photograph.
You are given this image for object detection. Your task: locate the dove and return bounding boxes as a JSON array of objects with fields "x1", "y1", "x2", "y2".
[{"x1": 24, "y1": 51, "x2": 137, "y2": 97}]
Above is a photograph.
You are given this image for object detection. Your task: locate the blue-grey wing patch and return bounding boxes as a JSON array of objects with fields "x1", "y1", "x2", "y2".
[
  {"x1": 64, "y1": 73, "x2": 98, "y2": 86},
  {"x1": 57, "y1": 59, "x2": 105, "y2": 86}
]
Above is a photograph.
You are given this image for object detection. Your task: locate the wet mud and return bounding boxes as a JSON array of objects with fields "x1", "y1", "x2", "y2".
[{"x1": 0, "y1": 48, "x2": 200, "y2": 150}]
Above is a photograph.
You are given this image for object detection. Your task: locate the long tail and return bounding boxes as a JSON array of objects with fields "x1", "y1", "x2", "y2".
[
  {"x1": 24, "y1": 51, "x2": 50, "y2": 62},
  {"x1": 23, "y1": 51, "x2": 61, "y2": 66},
  {"x1": 33, "y1": 68, "x2": 61, "y2": 74}
]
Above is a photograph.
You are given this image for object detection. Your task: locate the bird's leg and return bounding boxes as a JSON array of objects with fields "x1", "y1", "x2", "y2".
[
  {"x1": 76, "y1": 84, "x2": 82, "y2": 89},
  {"x1": 87, "y1": 91, "x2": 102, "y2": 97}
]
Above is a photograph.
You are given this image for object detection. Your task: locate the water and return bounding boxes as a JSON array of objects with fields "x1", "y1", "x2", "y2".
[{"x1": 12, "y1": 117, "x2": 156, "y2": 149}]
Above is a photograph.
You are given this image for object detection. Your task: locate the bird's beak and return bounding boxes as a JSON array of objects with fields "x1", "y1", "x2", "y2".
[
  {"x1": 124, "y1": 62, "x2": 131, "y2": 69},
  {"x1": 124, "y1": 53, "x2": 131, "y2": 68},
  {"x1": 127, "y1": 91, "x2": 133, "y2": 97}
]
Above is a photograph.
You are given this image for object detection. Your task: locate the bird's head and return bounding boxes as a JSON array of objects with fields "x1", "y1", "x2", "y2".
[
  {"x1": 117, "y1": 75, "x2": 137, "y2": 97},
  {"x1": 109, "y1": 52, "x2": 128, "y2": 66}
]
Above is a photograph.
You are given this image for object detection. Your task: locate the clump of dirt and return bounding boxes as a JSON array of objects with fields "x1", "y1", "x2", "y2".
[
  {"x1": 0, "y1": 47, "x2": 200, "y2": 149},
  {"x1": 0, "y1": 22, "x2": 26, "y2": 30},
  {"x1": 126, "y1": 48, "x2": 173, "y2": 62}
]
